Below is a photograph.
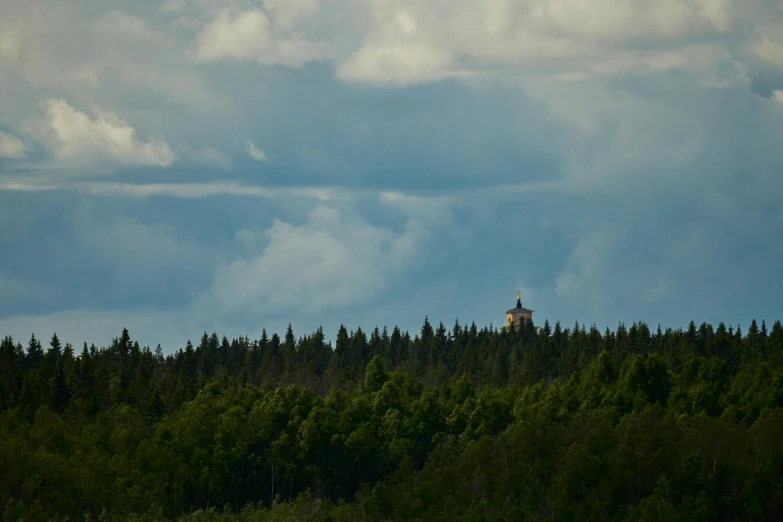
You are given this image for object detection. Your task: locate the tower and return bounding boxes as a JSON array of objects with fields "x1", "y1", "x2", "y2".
[{"x1": 505, "y1": 290, "x2": 533, "y2": 328}]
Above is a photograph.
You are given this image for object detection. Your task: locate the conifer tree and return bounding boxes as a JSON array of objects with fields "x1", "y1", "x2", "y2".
[{"x1": 26, "y1": 333, "x2": 43, "y2": 371}]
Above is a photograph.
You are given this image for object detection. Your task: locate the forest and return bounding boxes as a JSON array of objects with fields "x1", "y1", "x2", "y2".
[{"x1": 2, "y1": 316, "x2": 783, "y2": 521}]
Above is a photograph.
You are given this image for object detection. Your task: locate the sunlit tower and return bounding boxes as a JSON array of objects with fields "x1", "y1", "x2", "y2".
[{"x1": 505, "y1": 290, "x2": 533, "y2": 329}]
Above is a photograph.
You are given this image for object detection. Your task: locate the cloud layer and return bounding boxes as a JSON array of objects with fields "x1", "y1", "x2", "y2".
[{"x1": 0, "y1": 0, "x2": 781, "y2": 348}]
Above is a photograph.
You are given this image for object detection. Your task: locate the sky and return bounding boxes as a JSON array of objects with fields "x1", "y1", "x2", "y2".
[{"x1": 1, "y1": 0, "x2": 782, "y2": 351}]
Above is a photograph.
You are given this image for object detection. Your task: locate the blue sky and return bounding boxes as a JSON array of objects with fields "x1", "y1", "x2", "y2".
[{"x1": 1, "y1": 0, "x2": 782, "y2": 350}]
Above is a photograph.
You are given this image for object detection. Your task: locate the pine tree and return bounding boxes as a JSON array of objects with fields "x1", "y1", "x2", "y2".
[
  {"x1": 351, "y1": 327, "x2": 368, "y2": 380},
  {"x1": 26, "y1": 334, "x2": 44, "y2": 371},
  {"x1": 542, "y1": 319, "x2": 552, "y2": 337},
  {"x1": 0, "y1": 336, "x2": 20, "y2": 410},
  {"x1": 282, "y1": 324, "x2": 297, "y2": 380},
  {"x1": 49, "y1": 333, "x2": 62, "y2": 359},
  {"x1": 388, "y1": 326, "x2": 403, "y2": 367},
  {"x1": 63, "y1": 342, "x2": 74, "y2": 362},
  {"x1": 118, "y1": 328, "x2": 132, "y2": 360}
]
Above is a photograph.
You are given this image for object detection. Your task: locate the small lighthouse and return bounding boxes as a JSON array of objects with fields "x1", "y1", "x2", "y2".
[{"x1": 505, "y1": 290, "x2": 533, "y2": 328}]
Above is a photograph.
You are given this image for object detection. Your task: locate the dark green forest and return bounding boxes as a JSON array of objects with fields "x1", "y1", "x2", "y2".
[{"x1": 2, "y1": 317, "x2": 783, "y2": 521}]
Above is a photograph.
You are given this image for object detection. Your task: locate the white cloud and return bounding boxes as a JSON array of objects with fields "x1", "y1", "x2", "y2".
[
  {"x1": 245, "y1": 139, "x2": 269, "y2": 162},
  {"x1": 76, "y1": 182, "x2": 276, "y2": 199},
  {"x1": 338, "y1": 43, "x2": 459, "y2": 86},
  {"x1": 197, "y1": 205, "x2": 429, "y2": 316},
  {"x1": 0, "y1": 0, "x2": 776, "y2": 98},
  {"x1": 0, "y1": 1, "x2": 219, "y2": 123},
  {"x1": 0, "y1": 0, "x2": 776, "y2": 124},
  {"x1": 0, "y1": 180, "x2": 59, "y2": 192},
  {"x1": 193, "y1": 8, "x2": 330, "y2": 67},
  {"x1": 31, "y1": 98, "x2": 175, "y2": 167},
  {"x1": 90, "y1": 182, "x2": 336, "y2": 200},
  {"x1": 332, "y1": 0, "x2": 738, "y2": 86},
  {"x1": 335, "y1": 7, "x2": 461, "y2": 85},
  {"x1": 0, "y1": 131, "x2": 26, "y2": 159},
  {"x1": 752, "y1": 38, "x2": 783, "y2": 69},
  {"x1": 0, "y1": 180, "x2": 349, "y2": 201},
  {"x1": 774, "y1": 90, "x2": 783, "y2": 104}
]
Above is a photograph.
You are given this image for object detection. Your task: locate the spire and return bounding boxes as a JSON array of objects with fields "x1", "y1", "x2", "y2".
[{"x1": 516, "y1": 289, "x2": 522, "y2": 309}]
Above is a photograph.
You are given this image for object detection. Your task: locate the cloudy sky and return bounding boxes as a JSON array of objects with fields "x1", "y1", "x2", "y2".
[{"x1": 1, "y1": 0, "x2": 782, "y2": 350}]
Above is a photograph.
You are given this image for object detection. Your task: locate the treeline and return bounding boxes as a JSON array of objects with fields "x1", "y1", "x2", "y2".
[{"x1": 1, "y1": 318, "x2": 783, "y2": 520}]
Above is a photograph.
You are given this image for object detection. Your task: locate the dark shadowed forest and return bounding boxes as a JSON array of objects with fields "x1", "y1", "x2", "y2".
[{"x1": 2, "y1": 317, "x2": 783, "y2": 521}]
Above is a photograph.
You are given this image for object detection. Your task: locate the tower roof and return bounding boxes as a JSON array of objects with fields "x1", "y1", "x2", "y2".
[{"x1": 506, "y1": 289, "x2": 533, "y2": 314}]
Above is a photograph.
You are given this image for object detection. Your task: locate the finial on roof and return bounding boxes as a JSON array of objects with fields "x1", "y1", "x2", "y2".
[{"x1": 516, "y1": 289, "x2": 522, "y2": 308}]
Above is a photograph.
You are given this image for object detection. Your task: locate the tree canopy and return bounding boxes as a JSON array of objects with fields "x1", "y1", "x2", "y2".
[{"x1": 2, "y1": 318, "x2": 783, "y2": 520}]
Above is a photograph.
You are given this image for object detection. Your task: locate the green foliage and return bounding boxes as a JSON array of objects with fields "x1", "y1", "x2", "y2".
[{"x1": 1, "y1": 317, "x2": 783, "y2": 520}]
